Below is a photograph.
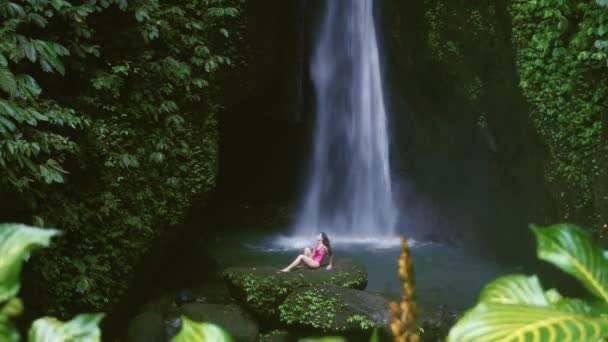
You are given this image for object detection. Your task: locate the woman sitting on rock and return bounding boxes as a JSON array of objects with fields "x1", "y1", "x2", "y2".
[{"x1": 280, "y1": 232, "x2": 333, "y2": 272}]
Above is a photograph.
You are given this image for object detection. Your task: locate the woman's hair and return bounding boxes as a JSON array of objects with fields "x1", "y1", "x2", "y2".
[{"x1": 320, "y1": 232, "x2": 332, "y2": 256}]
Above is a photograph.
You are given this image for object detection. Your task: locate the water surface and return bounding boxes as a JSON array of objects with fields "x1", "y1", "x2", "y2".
[{"x1": 208, "y1": 230, "x2": 510, "y2": 312}]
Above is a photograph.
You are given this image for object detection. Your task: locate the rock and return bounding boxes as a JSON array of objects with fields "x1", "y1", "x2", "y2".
[
  {"x1": 419, "y1": 305, "x2": 460, "y2": 341},
  {"x1": 175, "y1": 289, "x2": 195, "y2": 305},
  {"x1": 174, "y1": 283, "x2": 232, "y2": 306},
  {"x1": 279, "y1": 285, "x2": 390, "y2": 337},
  {"x1": 174, "y1": 303, "x2": 259, "y2": 342},
  {"x1": 258, "y1": 329, "x2": 292, "y2": 342},
  {"x1": 125, "y1": 311, "x2": 166, "y2": 342},
  {"x1": 140, "y1": 295, "x2": 175, "y2": 315},
  {"x1": 223, "y1": 258, "x2": 367, "y2": 319}
]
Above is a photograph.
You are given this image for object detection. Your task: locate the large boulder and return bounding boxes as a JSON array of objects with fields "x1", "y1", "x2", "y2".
[
  {"x1": 173, "y1": 303, "x2": 259, "y2": 342},
  {"x1": 279, "y1": 285, "x2": 390, "y2": 339},
  {"x1": 223, "y1": 258, "x2": 367, "y2": 319}
]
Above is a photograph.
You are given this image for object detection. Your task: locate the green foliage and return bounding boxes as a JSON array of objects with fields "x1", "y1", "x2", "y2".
[
  {"x1": 171, "y1": 316, "x2": 232, "y2": 342},
  {"x1": 223, "y1": 262, "x2": 367, "y2": 318},
  {"x1": 28, "y1": 313, "x2": 104, "y2": 342},
  {"x1": 0, "y1": 0, "x2": 247, "y2": 317},
  {"x1": 448, "y1": 223, "x2": 608, "y2": 341},
  {"x1": 0, "y1": 222, "x2": 234, "y2": 342},
  {"x1": 532, "y1": 224, "x2": 608, "y2": 301},
  {"x1": 0, "y1": 223, "x2": 103, "y2": 342},
  {"x1": 0, "y1": 1, "x2": 88, "y2": 192},
  {"x1": 510, "y1": 0, "x2": 608, "y2": 228},
  {"x1": 346, "y1": 314, "x2": 376, "y2": 331},
  {"x1": 279, "y1": 287, "x2": 338, "y2": 332},
  {"x1": 0, "y1": 223, "x2": 59, "y2": 303}
]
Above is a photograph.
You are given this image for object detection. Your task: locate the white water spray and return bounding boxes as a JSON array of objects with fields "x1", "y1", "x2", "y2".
[{"x1": 289, "y1": 0, "x2": 398, "y2": 246}]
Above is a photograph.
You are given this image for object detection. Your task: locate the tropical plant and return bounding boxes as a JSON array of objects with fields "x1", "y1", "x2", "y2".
[
  {"x1": 511, "y1": 0, "x2": 608, "y2": 229},
  {"x1": 0, "y1": 1, "x2": 89, "y2": 193},
  {"x1": 3, "y1": 0, "x2": 247, "y2": 318},
  {"x1": 0, "y1": 223, "x2": 103, "y2": 341},
  {"x1": 448, "y1": 224, "x2": 608, "y2": 341},
  {"x1": 171, "y1": 316, "x2": 233, "y2": 342},
  {"x1": 0, "y1": 222, "x2": 237, "y2": 341}
]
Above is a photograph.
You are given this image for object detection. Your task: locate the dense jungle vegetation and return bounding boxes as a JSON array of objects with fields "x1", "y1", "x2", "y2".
[
  {"x1": 0, "y1": 0, "x2": 245, "y2": 317},
  {"x1": 1, "y1": 0, "x2": 608, "y2": 340}
]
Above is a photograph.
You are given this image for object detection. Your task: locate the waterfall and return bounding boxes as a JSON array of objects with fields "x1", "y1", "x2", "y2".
[{"x1": 293, "y1": 0, "x2": 397, "y2": 243}]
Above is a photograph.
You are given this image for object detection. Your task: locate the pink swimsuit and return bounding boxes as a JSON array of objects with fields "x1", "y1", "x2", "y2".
[{"x1": 312, "y1": 245, "x2": 325, "y2": 264}]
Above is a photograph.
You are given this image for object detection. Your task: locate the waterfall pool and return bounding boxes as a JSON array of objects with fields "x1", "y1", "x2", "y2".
[{"x1": 207, "y1": 230, "x2": 511, "y2": 312}]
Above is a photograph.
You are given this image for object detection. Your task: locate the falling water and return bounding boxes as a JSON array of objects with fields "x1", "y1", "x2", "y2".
[{"x1": 293, "y1": 0, "x2": 397, "y2": 244}]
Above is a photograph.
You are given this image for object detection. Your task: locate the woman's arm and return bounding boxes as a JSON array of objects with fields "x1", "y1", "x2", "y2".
[{"x1": 326, "y1": 253, "x2": 333, "y2": 270}]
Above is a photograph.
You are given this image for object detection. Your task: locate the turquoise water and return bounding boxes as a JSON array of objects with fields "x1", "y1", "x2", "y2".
[{"x1": 207, "y1": 230, "x2": 512, "y2": 311}]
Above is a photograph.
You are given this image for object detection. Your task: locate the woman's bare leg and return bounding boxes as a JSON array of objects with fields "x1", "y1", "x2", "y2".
[
  {"x1": 295, "y1": 248, "x2": 312, "y2": 269},
  {"x1": 280, "y1": 254, "x2": 320, "y2": 272}
]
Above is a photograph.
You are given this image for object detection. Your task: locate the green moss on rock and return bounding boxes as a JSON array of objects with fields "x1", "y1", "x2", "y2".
[
  {"x1": 278, "y1": 285, "x2": 389, "y2": 335},
  {"x1": 257, "y1": 329, "x2": 292, "y2": 342},
  {"x1": 223, "y1": 259, "x2": 367, "y2": 319}
]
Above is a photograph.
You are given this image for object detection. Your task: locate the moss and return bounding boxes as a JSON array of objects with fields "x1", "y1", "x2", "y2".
[
  {"x1": 257, "y1": 330, "x2": 291, "y2": 342},
  {"x1": 278, "y1": 285, "x2": 389, "y2": 335},
  {"x1": 223, "y1": 259, "x2": 367, "y2": 319},
  {"x1": 279, "y1": 287, "x2": 337, "y2": 332},
  {"x1": 346, "y1": 314, "x2": 376, "y2": 331}
]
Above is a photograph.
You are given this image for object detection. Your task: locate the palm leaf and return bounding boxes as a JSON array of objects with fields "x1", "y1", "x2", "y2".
[
  {"x1": 28, "y1": 313, "x2": 104, "y2": 342},
  {"x1": 531, "y1": 224, "x2": 608, "y2": 302},
  {"x1": 171, "y1": 316, "x2": 232, "y2": 342},
  {"x1": 448, "y1": 303, "x2": 608, "y2": 342},
  {"x1": 0, "y1": 223, "x2": 59, "y2": 302}
]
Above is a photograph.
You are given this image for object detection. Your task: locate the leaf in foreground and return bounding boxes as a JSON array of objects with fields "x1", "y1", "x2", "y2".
[
  {"x1": 0, "y1": 223, "x2": 60, "y2": 302},
  {"x1": 171, "y1": 316, "x2": 232, "y2": 342},
  {"x1": 28, "y1": 313, "x2": 104, "y2": 342},
  {"x1": 531, "y1": 224, "x2": 608, "y2": 302},
  {"x1": 479, "y1": 274, "x2": 550, "y2": 306},
  {"x1": 448, "y1": 303, "x2": 608, "y2": 342}
]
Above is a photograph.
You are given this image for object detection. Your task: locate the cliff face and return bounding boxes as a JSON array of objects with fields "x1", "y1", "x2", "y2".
[{"x1": 380, "y1": 0, "x2": 553, "y2": 255}]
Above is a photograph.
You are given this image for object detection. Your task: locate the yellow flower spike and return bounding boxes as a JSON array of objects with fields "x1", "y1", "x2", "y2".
[{"x1": 390, "y1": 236, "x2": 419, "y2": 342}]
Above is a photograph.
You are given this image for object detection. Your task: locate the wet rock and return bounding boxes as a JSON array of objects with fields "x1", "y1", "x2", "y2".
[
  {"x1": 419, "y1": 305, "x2": 460, "y2": 341},
  {"x1": 125, "y1": 311, "x2": 166, "y2": 342},
  {"x1": 223, "y1": 258, "x2": 367, "y2": 319},
  {"x1": 175, "y1": 289, "x2": 195, "y2": 306},
  {"x1": 279, "y1": 285, "x2": 390, "y2": 337},
  {"x1": 174, "y1": 303, "x2": 259, "y2": 342}
]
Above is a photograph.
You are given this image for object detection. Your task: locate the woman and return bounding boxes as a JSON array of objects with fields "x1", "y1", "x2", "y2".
[{"x1": 280, "y1": 232, "x2": 333, "y2": 272}]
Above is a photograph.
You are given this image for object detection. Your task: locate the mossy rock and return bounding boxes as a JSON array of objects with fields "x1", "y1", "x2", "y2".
[
  {"x1": 223, "y1": 258, "x2": 367, "y2": 319},
  {"x1": 258, "y1": 329, "x2": 293, "y2": 342},
  {"x1": 174, "y1": 303, "x2": 259, "y2": 342},
  {"x1": 279, "y1": 285, "x2": 390, "y2": 338}
]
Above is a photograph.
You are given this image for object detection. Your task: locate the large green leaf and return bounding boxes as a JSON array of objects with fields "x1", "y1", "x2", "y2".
[
  {"x1": 480, "y1": 275, "x2": 550, "y2": 306},
  {"x1": 531, "y1": 224, "x2": 608, "y2": 302},
  {"x1": 0, "y1": 298, "x2": 23, "y2": 342},
  {"x1": 0, "y1": 223, "x2": 60, "y2": 302},
  {"x1": 171, "y1": 316, "x2": 232, "y2": 342},
  {"x1": 448, "y1": 303, "x2": 608, "y2": 341},
  {"x1": 28, "y1": 313, "x2": 104, "y2": 342}
]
